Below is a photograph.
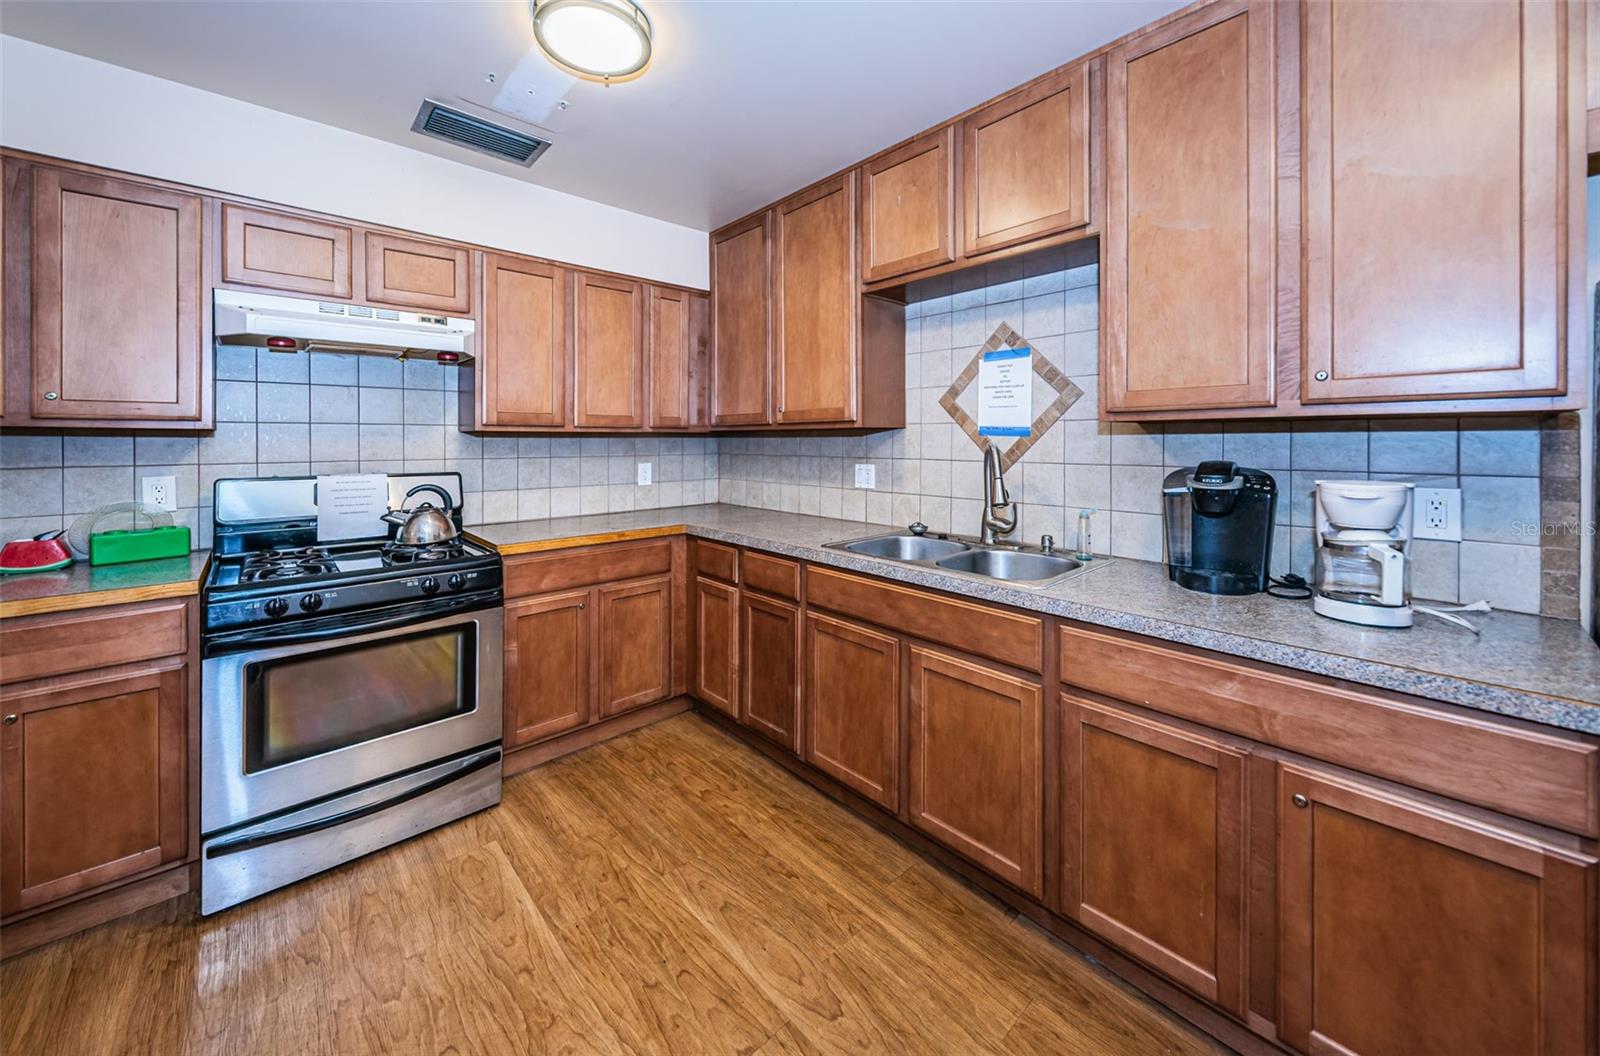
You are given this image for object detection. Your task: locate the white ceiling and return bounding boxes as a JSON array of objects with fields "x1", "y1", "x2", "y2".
[{"x1": 0, "y1": 0, "x2": 1184, "y2": 230}]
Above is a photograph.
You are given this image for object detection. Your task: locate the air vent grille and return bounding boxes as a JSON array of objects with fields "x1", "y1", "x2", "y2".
[{"x1": 411, "y1": 100, "x2": 551, "y2": 166}]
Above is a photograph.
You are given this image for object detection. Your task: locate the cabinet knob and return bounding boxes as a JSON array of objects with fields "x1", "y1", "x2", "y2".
[
  {"x1": 1292, "y1": 793, "x2": 1309, "y2": 809},
  {"x1": 2, "y1": 715, "x2": 17, "y2": 725},
  {"x1": 43, "y1": 392, "x2": 58, "y2": 401},
  {"x1": 1313, "y1": 371, "x2": 1329, "y2": 382},
  {"x1": 578, "y1": 601, "x2": 586, "y2": 610}
]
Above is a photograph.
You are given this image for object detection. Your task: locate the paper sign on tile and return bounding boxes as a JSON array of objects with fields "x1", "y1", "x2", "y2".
[
  {"x1": 316, "y1": 473, "x2": 390, "y2": 542},
  {"x1": 977, "y1": 346, "x2": 1032, "y2": 438}
]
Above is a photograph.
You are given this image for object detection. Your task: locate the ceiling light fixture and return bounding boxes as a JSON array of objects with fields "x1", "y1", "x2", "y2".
[{"x1": 530, "y1": 0, "x2": 652, "y2": 85}]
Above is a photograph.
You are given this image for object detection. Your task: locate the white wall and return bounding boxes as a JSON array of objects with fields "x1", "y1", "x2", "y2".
[{"x1": 0, "y1": 37, "x2": 709, "y2": 289}]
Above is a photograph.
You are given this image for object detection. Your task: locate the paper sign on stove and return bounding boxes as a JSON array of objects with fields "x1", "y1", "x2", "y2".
[
  {"x1": 316, "y1": 473, "x2": 390, "y2": 542},
  {"x1": 978, "y1": 346, "x2": 1032, "y2": 438}
]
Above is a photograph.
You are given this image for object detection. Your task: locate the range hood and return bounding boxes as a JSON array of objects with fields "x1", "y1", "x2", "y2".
[{"x1": 213, "y1": 290, "x2": 475, "y2": 361}]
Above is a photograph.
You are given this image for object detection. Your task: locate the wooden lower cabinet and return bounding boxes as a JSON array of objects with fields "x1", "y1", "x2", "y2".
[
  {"x1": 907, "y1": 647, "x2": 1044, "y2": 897},
  {"x1": 1277, "y1": 763, "x2": 1598, "y2": 1056},
  {"x1": 740, "y1": 592, "x2": 800, "y2": 750},
  {"x1": 692, "y1": 575, "x2": 739, "y2": 717},
  {"x1": 804, "y1": 613, "x2": 900, "y2": 810},
  {"x1": 0, "y1": 660, "x2": 188, "y2": 916},
  {"x1": 504, "y1": 589, "x2": 592, "y2": 746},
  {"x1": 597, "y1": 575, "x2": 672, "y2": 718},
  {"x1": 1059, "y1": 695, "x2": 1248, "y2": 1016}
]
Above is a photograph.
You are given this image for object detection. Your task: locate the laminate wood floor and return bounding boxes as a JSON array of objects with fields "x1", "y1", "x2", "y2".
[{"x1": 1, "y1": 714, "x2": 1230, "y2": 1056}]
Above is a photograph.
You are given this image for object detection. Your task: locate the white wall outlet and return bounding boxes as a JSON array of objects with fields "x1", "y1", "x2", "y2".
[
  {"x1": 141, "y1": 474, "x2": 178, "y2": 512},
  {"x1": 854, "y1": 463, "x2": 876, "y2": 489},
  {"x1": 636, "y1": 462, "x2": 653, "y2": 486},
  {"x1": 1412, "y1": 486, "x2": 1462, "y2": 542}
]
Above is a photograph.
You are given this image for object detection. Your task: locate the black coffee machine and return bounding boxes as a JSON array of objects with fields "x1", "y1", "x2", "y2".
[{"x1": 1161, "y1": 461, "x2": 1277, "y2": 595}]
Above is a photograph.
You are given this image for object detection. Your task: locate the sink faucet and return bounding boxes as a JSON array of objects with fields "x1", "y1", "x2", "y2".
[{"x1": 980, "y1": 444, "x2": 1018, "y2": 545}]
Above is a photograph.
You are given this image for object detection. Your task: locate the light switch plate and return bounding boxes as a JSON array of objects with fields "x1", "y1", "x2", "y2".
[
  {"x1": 636, "y1": 462, "x2": 653, "y2": 486},
  {"x1": 141, "y1": 474, "x2": 178, "y2": 512},
  {"x1": 854, "y1": 463, "x2": 876, "y2": 490},
  {"x1": 1413, "y1": 487, "x2": 1462, "y2": 542}
]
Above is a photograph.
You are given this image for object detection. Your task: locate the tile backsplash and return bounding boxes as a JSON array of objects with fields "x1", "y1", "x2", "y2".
[
  {"x1": 0, "y1": 345, "x2": 716, "y2": 552},
  {"x1": 716, "y1": 254, "x2": 1559, "y2": 616}
]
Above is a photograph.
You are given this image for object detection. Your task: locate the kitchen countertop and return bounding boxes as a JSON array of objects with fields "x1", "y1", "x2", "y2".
[
  {"x1": 0, "y1": 551, "x2": 210, "y2": 618},
  {"x1": 471, "y1": 505, "x2": 1600, "y2": 735}
]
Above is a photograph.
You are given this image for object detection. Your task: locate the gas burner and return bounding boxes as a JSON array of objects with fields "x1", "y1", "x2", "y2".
[
  {"x1": 239, "y1": 547, "x2": 335, "y2": 582},
  {"x1": 384, "y1": 541, "x2": 467, "y2": 564}
]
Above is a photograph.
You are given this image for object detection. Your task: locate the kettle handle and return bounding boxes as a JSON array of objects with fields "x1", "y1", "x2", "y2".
[{"x1": 400, "y1": 483, "x2": 454, "y2": 512}]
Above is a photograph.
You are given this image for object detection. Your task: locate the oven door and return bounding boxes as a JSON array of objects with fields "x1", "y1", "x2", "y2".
[{"x1": 202, "y1": 606, "x2": 503, "y2": 834}]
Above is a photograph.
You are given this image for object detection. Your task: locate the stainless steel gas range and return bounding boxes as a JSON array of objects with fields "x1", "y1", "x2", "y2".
[{"x1": 199, "y1": 472, "x2": 503, "y2": 914}]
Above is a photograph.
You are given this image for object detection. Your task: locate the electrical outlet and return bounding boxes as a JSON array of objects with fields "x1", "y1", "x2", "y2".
[
  {"x1": 854, "y1": 463, "x2": 876, "y2": 490},
  {"x1": 141, "y1": 474, "x2": 178, "y2": 512},
  {"x1": 1412, "y1": 486, "x2": 1462, "y2": 542},
  {"x1": 636, "y1": 462, "x2": 653, "y2": 486}
]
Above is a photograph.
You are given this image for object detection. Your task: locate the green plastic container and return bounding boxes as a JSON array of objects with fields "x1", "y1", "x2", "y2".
[{"x1": 89, "y1": 525, "x2": 192, "y2": 566}]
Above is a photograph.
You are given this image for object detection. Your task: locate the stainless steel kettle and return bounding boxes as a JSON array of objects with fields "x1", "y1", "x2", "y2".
[{"x1": 382, "y1": 484, "x2": 458, "y2": 545}]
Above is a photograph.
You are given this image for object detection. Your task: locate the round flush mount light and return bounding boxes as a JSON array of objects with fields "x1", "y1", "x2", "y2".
[{"x1": 530, "y1": 0, "x2": 653, "y2": 84}]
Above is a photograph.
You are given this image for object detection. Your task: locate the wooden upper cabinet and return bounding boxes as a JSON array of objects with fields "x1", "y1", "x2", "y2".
[
  {"x1": 0, "y1": 660, "x2": 188, "y2": 916},
  {"x1": 504, "y1": 589, "x2": 591, "y2": 747},
  {"x1": 221, "y1": 203, "x2": 352, "y2": 299},
  {"x1": 364, "y1": 231, "x2": 471, "y2": 314},
  {"x1": 710, "y1": 213, "x2": 771, "y2": 426},
  {"x1": 1060, "y1": 696, "x2": 1248, "y2": 1017},
  {"x1": 859, "y1": 127, "x2": 956, "y2": 283},
  {"x1": 29, "y1": 166, "x2": 205, "y2": 422},
  {"x1": 646, "y1": 285, "x2": 699, "y2": 428},
  {"x1": 774, "y1": 174, "x2": 858, "y2": 424},
  {"x1": 480, "y1": 253, "x2": 567, "y2": 428},
  {"x1": 1103, "y1": 0, "x2": 1275, "y2": 413},
  {"x1": 1300, "y1": 0, "x2": 1577, "y2": 403},
  {"x1": 907, "y1": 647, "x2": 1044, "y2": 897},
  {"x1": 573, "y1": 272, "x2": 645, "y2": 428},
  {"x1": 962, "y1": 63, "x2": 1091, "y2": 257},
  {"x1": 805, "y1": 613, "x2": 900, "y2": 811},
  {"x1": 1277, "y1": 763, "x2": 1597, "y2": 1056}
]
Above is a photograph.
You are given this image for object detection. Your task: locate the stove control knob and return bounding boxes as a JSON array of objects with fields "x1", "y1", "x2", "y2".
[
  {"x1": 419, "y1": 576, "x2": 440, "y2": 595},
  {"x1": 299, "y1": 593, "x2": 324, "y2": 613},
  {"x1": 446, "y1": 573, "x2": 465, "y2": 592},
  {"x1": 264, "y1": 598, "x2": 289, "y2": 619}
]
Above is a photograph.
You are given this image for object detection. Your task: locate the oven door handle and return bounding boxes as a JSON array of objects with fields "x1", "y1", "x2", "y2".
[
  {"x1": 204, "y1": 747, "x2": 501, "y2": 859},
  {"x1": 205, "y1": 595, "x2": 494, "y2": 653}
]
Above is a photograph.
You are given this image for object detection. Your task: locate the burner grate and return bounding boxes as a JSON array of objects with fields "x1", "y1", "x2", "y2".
[
  {"x1": 384, "y1": 541, "x2": 467, "y2": 564},
  {"x1": 239, "y1": 546, "x2": 335, "y2": 582}
]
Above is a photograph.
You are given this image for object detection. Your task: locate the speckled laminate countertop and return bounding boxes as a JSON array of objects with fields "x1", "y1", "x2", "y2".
[
  {"x1": 0, "y1": 550, "x2": 210, "y2": 618},
  {"x1": 470, "y1": 505, "x2": 1600, "y2": 735}
]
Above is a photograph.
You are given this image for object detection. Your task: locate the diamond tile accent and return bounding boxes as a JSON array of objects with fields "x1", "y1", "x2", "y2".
[{"x1": 938, "y1": 322, "x2": 1083, "y2": 472}]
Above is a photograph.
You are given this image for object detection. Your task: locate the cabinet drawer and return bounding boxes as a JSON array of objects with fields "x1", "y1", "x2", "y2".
[
  {"x1": 1059, "y1": 624, "x2": 1600, "y2": 836},
  {"x1": 690, "y1": 539, "x2": 738, "y2": 585},
  {"x1": 0, "y1": 600, "x2": 188, "y2": 685},
  {"x1": 222, "y1": 204, "x2": 352, "y2": 298},
  {"x1": 505, "y1": 540, "x2": 673, "y2": 598},
  {"x1": 741, "y1": 551, "x2": 799, "y2": 601},
  {"x1": 807, "y1": 567, "x2": 1042, "y2": 673}
]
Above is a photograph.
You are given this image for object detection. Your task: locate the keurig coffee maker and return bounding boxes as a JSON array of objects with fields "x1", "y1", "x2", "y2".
[{"x1": 1162, "y1": 461, "x2": 1277, "y2": 595}]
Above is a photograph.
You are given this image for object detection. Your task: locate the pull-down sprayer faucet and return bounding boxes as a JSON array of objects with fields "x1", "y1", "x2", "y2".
[{"x1": 980, "y1": 444, "x2": 1018, "y2": 545}]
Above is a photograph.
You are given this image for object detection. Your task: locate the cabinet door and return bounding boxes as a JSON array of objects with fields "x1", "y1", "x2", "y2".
[
  {"x1": 481, "y1": 253, "x2": 567, "y2": 428},
  {"x1": 692, "y1": 575, "x2": 739, "y2": 717},
  {"x1": 30, "y1": 166, "x2": 204, "y2": 422},
  {"x1": 1300, "y1": 0, "x2": 1575, "y2": 402},
  {"x1": 573, "y1": 272, "x2": 645, "y2": 428},
  {"x1": 597, "y1": 575, "x2": 672, "y2": 718},
  {"x1": 1103, "y1": 1, "x2": 1275, "y2": 412},
  {"x1": 859, "y1": 127, "x2": 956, "y2": 283},
  {"x1": 504, "y1": 590, "x2": 592, "y2": 746},
  {"x1": 740, "y1": 592, "x2": 800, "y2": 750},
  {"x1": 363, "y1": 231, "x2": 471, "y2": 314},
  {"x1": 1278, "y1": 763, "x2": 1597, "y2": 1056},
  {"x1": 1060, "y1": 696, "x2": 1248, "y2": 1016},
  {"x1": 773, "y1": 174, "x2": 857, "y2": 424},
  {"x1": 646, "y1": 285, "x2": 693, "y2": 428},
  {"x1": 962, "y1": 63, "x2": 1090, "y2": 257},
  {"x1": 710, "y1": 213, "x2": 771, "y2": 426},
  {"x1": 907, "y1": 647, "x2": 1044, "y2": 896},
  {"x1": 221, "y1": 203, "x2": 352, "y2": 298},
  {"x1": 0, "y1": 662, "x2": 187, "y2": 916},
  {"x1": 804, "y1": 614, "x2": 900, "y2": 810}
]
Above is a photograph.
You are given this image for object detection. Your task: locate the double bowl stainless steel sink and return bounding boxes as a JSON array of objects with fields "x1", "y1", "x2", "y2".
[{"x1": 825, "y1": 530, "x2": 1108, "y2": 587}]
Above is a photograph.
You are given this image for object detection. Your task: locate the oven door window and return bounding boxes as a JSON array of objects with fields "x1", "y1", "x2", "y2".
[{"x1": 244, "y1": 624, "x2": 475, "y2": 772}]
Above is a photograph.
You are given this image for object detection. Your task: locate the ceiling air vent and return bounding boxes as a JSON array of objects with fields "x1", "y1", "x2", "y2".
[{"x1": 410, "y1": 100, "x2": 551, "y2": 166}]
